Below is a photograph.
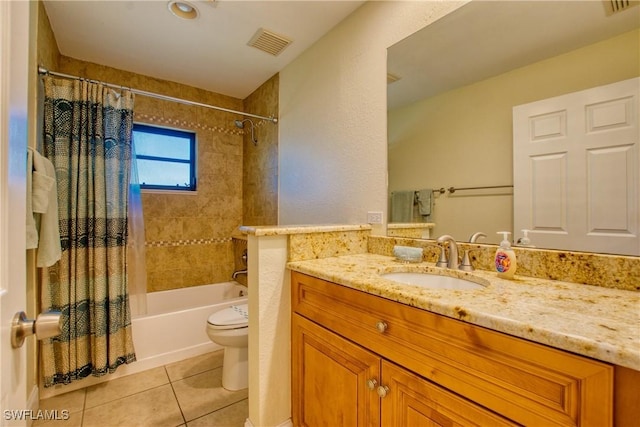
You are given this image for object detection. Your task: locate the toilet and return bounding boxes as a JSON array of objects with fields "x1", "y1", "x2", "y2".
[{"x1": 206, "y1": 303, "x2": 249, "y2": 391}]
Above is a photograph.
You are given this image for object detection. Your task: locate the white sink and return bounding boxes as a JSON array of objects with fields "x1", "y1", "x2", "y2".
[{"x1": 381, "y1": 272, "x2": 485, "y2": 290}]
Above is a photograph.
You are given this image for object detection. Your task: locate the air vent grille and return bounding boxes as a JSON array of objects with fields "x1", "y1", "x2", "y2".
[
  {"x1": 248, "y1": 28, "x2": 292, "y2": 56},
  {"x1": 603, "y1": 0, "x2": 638, "y2": 15}
]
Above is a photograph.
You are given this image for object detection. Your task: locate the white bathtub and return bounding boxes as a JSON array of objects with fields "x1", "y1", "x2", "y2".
[
  {"x1": 40, "y1": 281, "x2": 248, "y2": 399},
  {"x1": 132, "y1": 281, "x2": 248, "y2": 368}
]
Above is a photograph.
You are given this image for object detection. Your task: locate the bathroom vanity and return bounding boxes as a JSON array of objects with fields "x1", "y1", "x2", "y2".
[{"x1": 289, "y1": 254, "x2": 640, "y2": 426}]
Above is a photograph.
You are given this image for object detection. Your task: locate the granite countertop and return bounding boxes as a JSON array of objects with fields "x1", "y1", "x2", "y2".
[
  {"x1": 287, "y1": 253, "x2": 640, "y2": 370},
  {"x1": 239, "y1": 224, "x2": 371, "y2": 236}
]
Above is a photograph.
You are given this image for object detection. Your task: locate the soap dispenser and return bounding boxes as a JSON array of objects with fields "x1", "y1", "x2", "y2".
[
  {"x1": 517, "y1": 229, "x2": 536, "y2": 248},
  {"x1": 495, "y1": 231, "x2": 517, "y2": 279}
]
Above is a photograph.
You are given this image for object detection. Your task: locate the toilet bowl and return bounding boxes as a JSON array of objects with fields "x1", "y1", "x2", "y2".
[{"x1": 206, "y1": 303, "x2": 249, "y2": 391}]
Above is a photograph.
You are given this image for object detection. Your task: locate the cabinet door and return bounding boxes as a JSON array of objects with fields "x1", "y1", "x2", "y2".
[
  {"x1": 381, "y1": 360, "x2": 519, "y2": 427},
  {"x1": 292, "y1": 314, "x2": 380, "y2": 427}
]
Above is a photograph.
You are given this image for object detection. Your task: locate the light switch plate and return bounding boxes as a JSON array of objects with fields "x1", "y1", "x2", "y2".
[{"x1": 367, "y1": 211, "x2": 383, "y2": 224}]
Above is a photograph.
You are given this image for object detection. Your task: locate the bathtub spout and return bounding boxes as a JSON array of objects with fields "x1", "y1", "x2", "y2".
[{"x1": 232, "y1": 269, "x2": 247, "y2": 279}]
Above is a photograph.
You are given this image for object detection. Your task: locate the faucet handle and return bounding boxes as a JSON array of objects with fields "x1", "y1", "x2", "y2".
[
  {"x1": 435, "y1": 244, "x2": 448, "y2": 268},
  {"x1": 459, "y1": 249, "x2": 476, "y2": 271}
]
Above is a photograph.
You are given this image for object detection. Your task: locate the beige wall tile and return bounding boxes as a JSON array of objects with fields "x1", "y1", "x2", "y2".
[
  {"x1": 242, "y1": 74, "x2": 279, "y2": 226},
  {"x1": 123, "y1": 79, "x2": 241, "y2": 291},
  {"x1": 41, "y1": 29, "x2": 277, "y2": 293}
]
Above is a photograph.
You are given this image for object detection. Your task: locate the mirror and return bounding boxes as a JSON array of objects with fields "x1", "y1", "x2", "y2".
[{"x1": 387, "y1": 0, "x2": 640, "y2": 254}]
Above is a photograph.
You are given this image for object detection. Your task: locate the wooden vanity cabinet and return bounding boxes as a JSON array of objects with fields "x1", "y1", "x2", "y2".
[
  {"x1": 291, "y1": 271, "x2": 614, "y2": 427},
  {"x1": 293, "y1": 313, "x2": 517, "y2": 427}
]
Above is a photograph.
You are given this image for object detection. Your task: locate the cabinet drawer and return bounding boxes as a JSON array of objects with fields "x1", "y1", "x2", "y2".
[
  {"x1": 381, "y1": 360, "x2": 519, "y2": 427},
  {"x1": 292, "y1": 271, "x2": 613, "y2": 426}
]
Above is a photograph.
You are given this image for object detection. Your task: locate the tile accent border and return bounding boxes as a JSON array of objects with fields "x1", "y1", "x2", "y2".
[
  {"x1": 135, "y1": 113, "x2": 243, "y2": 136},
  {"x1": 146, "y1": 237, "x2": 232, "y2": 248}
]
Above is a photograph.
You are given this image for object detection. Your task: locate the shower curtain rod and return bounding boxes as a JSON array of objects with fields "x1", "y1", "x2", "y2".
[{"x1": 38, "y1": 66, "x2": 278, "y2": 124}]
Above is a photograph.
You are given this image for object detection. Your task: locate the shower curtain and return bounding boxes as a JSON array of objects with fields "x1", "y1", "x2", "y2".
[
  {"x1": 127, "y1": 141, "x2": 148, "y2": 317},
  {"x1": 39, "y1": 75, "x2": 137, "y2": 387}
]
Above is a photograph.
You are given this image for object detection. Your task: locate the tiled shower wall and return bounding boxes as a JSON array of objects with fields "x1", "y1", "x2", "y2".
[
  {"x1": 38, "y1": 0, "x2": 279, "y2": 293},
  {"x1": 243, "y1": 74, "x2": 279, "y2": 226},
  {"x1": 55, "y1": 56, "x2": 246, "y2": 292}
]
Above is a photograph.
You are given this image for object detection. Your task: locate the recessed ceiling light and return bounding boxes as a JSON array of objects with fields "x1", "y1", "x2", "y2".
[{"x1": 168, "y1": 1, "x2": 198, "y2": 20}]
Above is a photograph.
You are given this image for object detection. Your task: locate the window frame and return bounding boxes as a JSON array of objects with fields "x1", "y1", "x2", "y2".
[{"x1": 133, "y1": 123, "x2": 197, "y2": 192}]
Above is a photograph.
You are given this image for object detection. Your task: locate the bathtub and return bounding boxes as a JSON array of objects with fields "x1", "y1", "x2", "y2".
[
  {"x1": 40, "y1": 281, "x2": 248, "y2": 399},
  {"x1": 131, "y1": 281, "x2": 248, "y2": 368}
]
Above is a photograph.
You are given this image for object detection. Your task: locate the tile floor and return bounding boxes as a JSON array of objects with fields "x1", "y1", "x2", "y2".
[{"x1": 35, "y1": 351, "x2": 248, "y2": 427}]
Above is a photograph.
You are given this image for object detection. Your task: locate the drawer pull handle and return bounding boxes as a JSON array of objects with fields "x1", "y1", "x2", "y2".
[
  {"x1": 377, "y1": 385, "x2": 390, "y2": 398},
  {"x1": 366, "y1": 378, "x2": 378, "y2": 390},
  {"x1": 376, "y1": 321, "x2": 388, "y2": 333}
]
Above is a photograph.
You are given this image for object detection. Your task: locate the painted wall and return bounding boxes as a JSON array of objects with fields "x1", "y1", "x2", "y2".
[
  {"x1": 278, "y1": 1, "x2": 466, "y2": 228},
  {"x1": 388, "y1": 29, "x2": 640, "y2": 245}
]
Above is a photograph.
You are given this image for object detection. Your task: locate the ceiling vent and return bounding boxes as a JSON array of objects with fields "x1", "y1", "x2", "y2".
[
  {"x1": 248, "y1": 28, "x2": 292, "y2": 56},
  {"x1": 603, "y1": 0, "x2": 638, "y2": 16}
]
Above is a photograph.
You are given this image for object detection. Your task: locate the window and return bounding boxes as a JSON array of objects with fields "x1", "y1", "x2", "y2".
[{"x1": 133, "y1": 124, "x2": 196, "y2": 191}]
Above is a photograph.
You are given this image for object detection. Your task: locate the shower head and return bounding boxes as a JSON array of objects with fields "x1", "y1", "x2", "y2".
[{"x1": 234, "y1": 119, "x2": 258, "y2": 146}]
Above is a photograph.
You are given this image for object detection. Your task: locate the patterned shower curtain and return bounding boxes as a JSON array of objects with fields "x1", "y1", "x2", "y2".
[{"x1": 40, "y1": 75, "x2": 136, "y2": 387}]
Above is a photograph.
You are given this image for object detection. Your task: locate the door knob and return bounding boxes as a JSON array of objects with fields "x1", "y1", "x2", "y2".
[
  {"x1": 377, "y1": 385, "x2": 390, "y2": 398},
  {"x1": 11, "y1": 310, "x2": 62, "y2": 348}
]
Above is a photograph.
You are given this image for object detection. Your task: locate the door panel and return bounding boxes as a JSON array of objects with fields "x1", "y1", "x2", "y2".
[
  {"x1": 514, "y1": 77, "x2": 639, "y2": 255},
  {"x1": 292, "y1": 314, "x2": 380, "y2": 427},
  {"x1": 0, "y1": 0, "x2": 29, "y2": 424}
]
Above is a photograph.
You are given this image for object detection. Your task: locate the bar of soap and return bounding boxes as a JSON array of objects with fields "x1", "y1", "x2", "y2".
[{"x1": 393, "y1": 245, "x2": 423, "y2": 263}]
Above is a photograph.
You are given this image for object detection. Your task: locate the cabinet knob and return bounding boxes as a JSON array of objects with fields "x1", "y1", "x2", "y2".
[
  {"x1": 366, "y1": 378, "x2": 378, "y2": 390},
  {"x1": 377, "y1": 385, "x2": 390, "y2": 398},
  {"x1": 375, "y1": 321, "x2": 388, "y2": 333}
]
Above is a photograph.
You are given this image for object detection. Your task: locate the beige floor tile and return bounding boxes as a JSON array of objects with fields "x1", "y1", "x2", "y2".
[
  {"x1": 38, "y1": 388, "x2": 86, "y2": 415},
  {"x1": 82, "y1": 384, "x2": 184, "y2": 427},
  {"x1": 84, "y1": 366, "x2": 169, "y2": 409},
  {"x1": 172, "y1": 368, "x2": 247, "y2": 422},
  {"x1": 165, "y1": 351, "x2": 224, "y2": 382},
  {"x1": 186, "y1": 399, "x2": 248, "y2": 427},
  {"x1": 32, "y1": 409, "x2": 83, "y2": 427}
]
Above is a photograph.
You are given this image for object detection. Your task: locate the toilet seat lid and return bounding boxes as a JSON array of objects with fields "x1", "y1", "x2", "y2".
[{"x1": 207, "y1": 304, "x2": 248, "y2": 327}]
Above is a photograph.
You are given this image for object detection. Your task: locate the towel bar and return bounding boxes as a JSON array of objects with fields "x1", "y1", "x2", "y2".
[{"x1": 448, "y1": 185, "x2": 513, "y2": 194}]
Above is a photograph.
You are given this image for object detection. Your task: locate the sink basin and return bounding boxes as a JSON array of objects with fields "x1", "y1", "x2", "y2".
[{"x1": 381, "y1": 272, "x2": 485, "y2": 290}]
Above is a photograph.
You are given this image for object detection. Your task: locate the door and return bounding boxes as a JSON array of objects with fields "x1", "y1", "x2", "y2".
[
  {"x1": 1, "y1": 0, "x2": 30, "y2": 424},
  {"x1": 292, "y1": 314, "x2": 380, "y2": 427},
  {"x1": 513, "y1": 78, "x2": 639, "y2": 255}
]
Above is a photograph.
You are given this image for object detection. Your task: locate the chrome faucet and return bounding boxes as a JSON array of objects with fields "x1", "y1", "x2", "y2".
[
  {"x1": 469, "y1": 232, "x2": 487, "y2": 243},
  {"x1": 436, "y1": 234, "x2": 459, "y2": 269},
  {"x1": 232, "y1": 269, "x2": 247, "y2": 279}
]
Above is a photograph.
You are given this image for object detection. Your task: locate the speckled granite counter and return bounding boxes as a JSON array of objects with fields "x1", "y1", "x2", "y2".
[
  {"x1": 239, "y1": 224, "x2": 371, "y2": 236},
  {"x1": 288, "y1": 253, "x2": 640, "y2": 370}
]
